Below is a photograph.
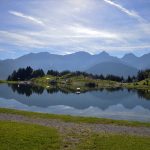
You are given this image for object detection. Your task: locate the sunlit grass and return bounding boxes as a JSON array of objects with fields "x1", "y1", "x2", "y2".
[
  {"x1": 0, "y1": 121, "x2": 61, "y2": 150},
  {"x1": 78, "y1": 133, "x2": 150, "y2": 150},
  {"x1": 0, "y1": 108, "x2": 150, "y2": 127}
]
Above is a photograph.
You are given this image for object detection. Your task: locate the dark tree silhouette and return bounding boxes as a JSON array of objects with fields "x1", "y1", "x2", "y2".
[{"x1": 7, "y1": 66, "x2": 45, "y2": 81}]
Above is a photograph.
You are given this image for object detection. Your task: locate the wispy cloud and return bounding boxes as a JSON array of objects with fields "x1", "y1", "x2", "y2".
[
  {"x1": 69, "y1": 25, "x2": 119, "y2": 39},
  {"x1": 0, "y1": 24, "x2": 121, "y2": 49},
  {"x1": 103, "y1": 0, "x2": 150, "y2": 36},
  {"x1": 0, "y1": 30, "x2": 45, "y2": 48},
  {"x1": 0, "y1": 48, "x2": 5, "y2": 52},
  {"x1": 0, "y1": 0, "x2": 149, "y2": 58},
  {"x1": 103, "y1": 0, "x2": 144, "y2": 22},
  {"x1": 9, "y1": 10, "x2": 45, "y2": 26}
]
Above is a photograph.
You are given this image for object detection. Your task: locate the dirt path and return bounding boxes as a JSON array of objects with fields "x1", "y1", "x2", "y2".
[
  {"x1": 1, "y1": 113, "x2": 150, "y2": 149},
  {"x1": 0, "y1": 113, "x2": 150, "y2": 137}
]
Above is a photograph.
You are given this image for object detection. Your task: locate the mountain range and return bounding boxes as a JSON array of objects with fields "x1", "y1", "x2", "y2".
[{"x1": 0, "y1": 51, "x2": 150, "y2": 79}]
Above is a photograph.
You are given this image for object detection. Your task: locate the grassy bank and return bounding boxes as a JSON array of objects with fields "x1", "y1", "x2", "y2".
[
  {"x1": 78, "y1": 133, "x2": 150, "y2": 150},
  {"x1": 0, "y1": 108, "x2": 150, "y2": 127},
  {"x1": 0, "y1": 80, "x2": 18, "y2": 84},
  {"x1": 32, "y1": 75, "x2": 121, "y2": 91},
  {"x1": 0, "y1": 108, "x2": 150, "y2": 149},
  {"x1": 0, "y1": 121, "x2": 150, "y2": 150},
  {"x1": 32, "y1": 75, "x2": 150, "y2": 91},
  {"x1": 124, "y1": 78, "x2": 150, "y2": 90},
  {"x1": 0, "y1": 121, "x2": 61, "y2": 150},
  {"x1": 1, "y1": 75, "x2": 150, "y2": 91}
]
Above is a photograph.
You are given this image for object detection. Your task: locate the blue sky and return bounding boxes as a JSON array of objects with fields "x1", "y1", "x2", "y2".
[{"x1": 0, "y1": 0, "x2": 150, "y2": 59}]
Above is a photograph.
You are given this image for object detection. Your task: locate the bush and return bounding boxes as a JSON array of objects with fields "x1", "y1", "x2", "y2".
[{"x1": 85, "y1": 82, "x2": 97, "y2": 88}]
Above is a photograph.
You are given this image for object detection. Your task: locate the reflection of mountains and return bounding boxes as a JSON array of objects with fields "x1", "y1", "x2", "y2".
[
  {"x1": 0, "y1": 97, "x2": 150, "y2": 122},
  {"x1": 0, "y1": 84, "x2": 149, "y2": 110},
  {"x1": 89, "y1": 89, "x2": 150, "y2": 109}
]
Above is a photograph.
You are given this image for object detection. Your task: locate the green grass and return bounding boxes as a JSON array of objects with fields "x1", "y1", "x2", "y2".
[
  {"x1": 0, "y1": 80, "x2": 18, "y2": 84},
  {"x1": 78, "y1": 133, "x2": 150, "y2": 150},
  {"x1": 0, "y1": 108, "x2": 150, "y2": 127},
  {"x1": 1, "y1": 75, "x2": 150, "y2": 91},
  {"x1": 32, "y1": 75, "x2": 150, "y2": 92},
  {"x1": 0, "y1": 121, "x2": 61, "y2": 150},
  {"x1": 0, "y1": 120, "x2": 150, "y2": 150},
  {"x1": 31, "y1": 75, "x2": 123, "y2": 93},
  {"x1": 124, "y1": 78, "x2": 150, "y2": 90}
]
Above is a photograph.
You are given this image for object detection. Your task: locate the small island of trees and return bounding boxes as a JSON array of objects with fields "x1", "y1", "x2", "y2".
[{"x1": 7, "y1": 66, "x2": 150, "y2": 84}]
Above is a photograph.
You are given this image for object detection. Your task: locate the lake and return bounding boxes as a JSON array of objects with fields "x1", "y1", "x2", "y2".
[{"x1": 0, "y1": 83, "x2": 150, "y2": 122}]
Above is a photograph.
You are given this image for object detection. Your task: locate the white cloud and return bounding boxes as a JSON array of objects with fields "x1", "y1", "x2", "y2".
[
  {"x1": 9, "y1": 11, "x2": 45, "y2": 26},
  {"x1": 0, "y1": 21, "x2": 122, "y2": 49},
  {"x1": 69, "y1": 25, "x2": 119, "y2": 39},
  {"x1": 0, "y1": 49, "x2": 5, "y2": 52},
  {"x1": 103, "y1": 0, "x2": 150, "y2": 36},
  {"x1": 0, "y1": 0, "x2": 148, "y2": 56},
  {"x1": 103, "y1": 0, "x2": 144, "y2": 22},
  {"x1": 0, "y1": 30, "x2": 45, "y2": 48}
]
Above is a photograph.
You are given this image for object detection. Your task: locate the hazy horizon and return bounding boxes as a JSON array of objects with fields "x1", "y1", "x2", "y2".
[
  {"x1": 1, "y1": 50, "x2": 150, "y2": 61},
  {"x1": 0, "y1": 0, "x2": 150, "y2": 59}
]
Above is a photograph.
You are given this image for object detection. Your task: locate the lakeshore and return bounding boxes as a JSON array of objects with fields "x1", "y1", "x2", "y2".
[{"x1": 0, "y1": 108, "x2": 150, "y2": 150}]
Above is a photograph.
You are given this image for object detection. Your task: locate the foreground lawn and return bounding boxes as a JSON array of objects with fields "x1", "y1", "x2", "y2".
[
  {"x1": 0, "y1": 120, "x2": 150, "y2": 150},
  {"x1": 0, "y1": 121, "x2": 61, "y2": 150},
  {"x1": 0, "y1": 108, "x2": 150, "y2": 127},
  {"x1": 78, "y1": 133, "x2": 150, "y2": 150}
]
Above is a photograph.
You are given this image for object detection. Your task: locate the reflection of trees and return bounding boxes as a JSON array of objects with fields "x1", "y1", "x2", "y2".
[
  {"x1": 137, "y1": 89, "x2": 150, "y2": 100},
  {"x1": 8, "y1": 83, "x2": 150, "y2": 100},
  {"x1": 47, "y1": 88, "x2": 59, "y2": 94},
  {"x1": 105, "y1": 87, "x2": 123, "y2": 92},
  {"x1": 126, "y1": 88, "x2": 150, "y2": 100},
  {"x1": 9, "y1": 84, "x2": 44, "y2": 97}
]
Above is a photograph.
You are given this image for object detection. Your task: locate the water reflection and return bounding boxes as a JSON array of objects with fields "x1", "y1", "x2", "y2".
[
  {"x1": 0, "y1": 83, "x2": 150, "y2": 121},
  {"x1": 8, "y1": 84, "x2": 44, "y2": 96},
  {"x1": 8, "y1": 83, "x2": 150, "y2": 100},
  {"x1": 137, "y1": 89, "x2": 150, "y2": 100}
]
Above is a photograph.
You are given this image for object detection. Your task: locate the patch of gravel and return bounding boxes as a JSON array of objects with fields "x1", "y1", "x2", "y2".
[{"x1": 0, "y1": 113, "x2": 150, "y2": 137}]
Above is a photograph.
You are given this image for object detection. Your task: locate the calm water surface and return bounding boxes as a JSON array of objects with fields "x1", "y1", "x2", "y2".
[{"x1": 0, "y1": 83, "x2": 150, "y2": 122}]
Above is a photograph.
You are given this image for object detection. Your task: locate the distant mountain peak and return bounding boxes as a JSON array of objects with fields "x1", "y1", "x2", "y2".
[
  {"x1": 70, "y1": 51, "x2": 91, "y2": 56},
  {"x1": 96, "y1": 51, "x2": 110, "y2": 57},
  {"x1": 122, "y1": 53, "x2": 137, "y2": 59},
  {"x1": 99, "y1": 51, "x2": 109, "y2": 56},
  {"x1": 25, "y1": 52, "x2": 50, "y2": 56}
]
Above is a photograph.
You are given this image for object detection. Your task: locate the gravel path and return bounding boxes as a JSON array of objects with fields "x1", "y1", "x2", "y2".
[{"x1": 0, "y1": 113, "x2": 150, "y2": 137}]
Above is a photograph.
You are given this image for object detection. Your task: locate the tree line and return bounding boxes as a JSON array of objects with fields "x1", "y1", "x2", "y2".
[
  {"x1": 7, "y1": 66, "x2": 150, "y2": 83},
  {"x1": 47, "y1": 69, "x2": 150, "y2": 83},
  {"x1": 7, "y1": 67, "x2": 45, "y2": 81}
]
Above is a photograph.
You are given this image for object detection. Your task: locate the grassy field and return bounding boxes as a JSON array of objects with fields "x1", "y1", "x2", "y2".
[
  {"x1": 0, "y1": 120, "x2": 150, "y2": 150},
  {"x1": 0, "y1": 108, "x2": 150, "y2": 149},
  {"x1": 78, "y1": 133, "x2": 150, "y2": 150},
  {"x1": 0, "y1": 80, "x2": 18, "y2": 84},
  {"x1": 0, "y1": 108, "x2": 150, "y2": 127},
  {"x1": 124, "y1": 78, "x2": 150, "y2": 90},
  {"x1": 32, "y1": 75, "x2": 118, "y2": 86},
  {"x1": 31, "y1": 75, "x2": 150, "y2": 91},
  {"x1": 0, "y1": 121, "x2": 61, "y2": 150},
  {"x1": 1, "y1": 75, "x2": 150, "y2": 91}
]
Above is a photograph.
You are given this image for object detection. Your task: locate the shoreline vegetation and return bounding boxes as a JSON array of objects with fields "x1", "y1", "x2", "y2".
[
  {"x1": 1, "y1": 75, "x2": 150, "y2": 92},
  {"x1": 0, "y1": 108, "x2": 150, "y2": 149},
  {"x1": 0, "y1": 66, "x2": 149, "y2": 92},
  {"x1": 0, "y1": 108, "x2": 150, "y2": 127}
]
